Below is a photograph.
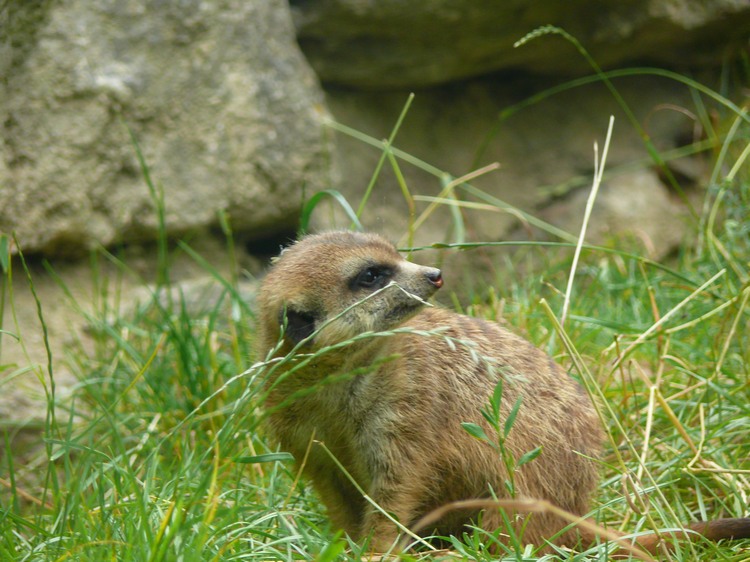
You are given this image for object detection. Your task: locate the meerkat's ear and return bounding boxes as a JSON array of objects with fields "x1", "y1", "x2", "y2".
[{"x1": 279, "y1": 307, "x2": 317, "y2": 345}]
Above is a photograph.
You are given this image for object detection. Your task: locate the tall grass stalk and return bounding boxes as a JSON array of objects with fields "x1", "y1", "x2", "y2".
[
  {"x1": 561, "y1": 114, "x2": 614, "y2": 327},
  {"x1": 0, "y1": 235, "x2": 10, "y2": 360}
]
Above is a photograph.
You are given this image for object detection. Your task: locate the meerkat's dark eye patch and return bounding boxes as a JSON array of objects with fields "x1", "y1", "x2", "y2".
[
  {"x1": 350, "y1": 264, "x2": 393, "y2": 290},
  {"x1": 280, "y1": 308, "x2": 317, "y2": 345}
]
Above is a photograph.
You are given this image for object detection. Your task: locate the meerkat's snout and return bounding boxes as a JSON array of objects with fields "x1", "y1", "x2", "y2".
[
  {"x1": 424, "y1": 267, "x2": 443, "y2": 289},
  {"x1": 391, "y1": 261, "x2": 443, "y2": 309}
]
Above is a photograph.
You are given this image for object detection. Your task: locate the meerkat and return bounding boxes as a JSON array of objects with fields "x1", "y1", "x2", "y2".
[{"x1": 256, "y1": 231, "x2": 750, "y2": 555}]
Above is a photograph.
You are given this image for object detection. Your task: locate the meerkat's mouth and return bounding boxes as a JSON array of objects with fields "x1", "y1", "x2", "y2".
[{"x1": 386, "y1": 302, "x2": 423, "y2": 323}]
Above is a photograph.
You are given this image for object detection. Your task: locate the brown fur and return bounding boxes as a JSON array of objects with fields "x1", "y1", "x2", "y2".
[{"x1": 256, "y1": 231, "x2": 750, "y2": 554}]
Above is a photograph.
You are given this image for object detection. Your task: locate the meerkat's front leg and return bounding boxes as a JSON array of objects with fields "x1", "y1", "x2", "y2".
[
  {"x1": 358, "y1": 454, "x2": 433, "y2": 552},
  {"x1": 360, "y1": 485, "x2": 420, "y2": 551}
]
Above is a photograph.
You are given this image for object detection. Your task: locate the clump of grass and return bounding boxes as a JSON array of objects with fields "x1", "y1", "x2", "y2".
[{"x1": 2, "y1": 32, "x2": 749, "y2": 562}]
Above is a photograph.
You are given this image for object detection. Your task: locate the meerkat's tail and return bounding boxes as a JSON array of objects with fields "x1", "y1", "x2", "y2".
[
  {"x1": 408, "y1": 499, "x2": 750, "y2": 558},
  {"x1": 610, "y1": 517, "x2": 750, "y2": 555}
]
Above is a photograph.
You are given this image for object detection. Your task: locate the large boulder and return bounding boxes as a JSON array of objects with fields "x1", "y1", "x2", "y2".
[
  {"x1": 291, "y1": 0, "x2": 750, "y2": 88},
  {"x1": 1, "y1": 0, "x2": 331, "y2": 256}
]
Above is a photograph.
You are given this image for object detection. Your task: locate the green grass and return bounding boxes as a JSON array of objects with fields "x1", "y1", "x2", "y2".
[{"x1": 2, "y1": 46, "x2": 750, "y2": 561}]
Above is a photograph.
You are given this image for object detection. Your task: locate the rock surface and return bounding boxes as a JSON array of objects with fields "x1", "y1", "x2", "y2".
[
  {"x1": 317, "y1": 73, "x2": 705, "y2": 271},
  {"x1": 1, "y1": 0, "x2": 331, "y2": 256},
  {"x1": 291, "y1": 0, "x2": 750, "y2": 88},
  {"x1": 538, "y1": 170, "x2": 691, "y2": 257}
]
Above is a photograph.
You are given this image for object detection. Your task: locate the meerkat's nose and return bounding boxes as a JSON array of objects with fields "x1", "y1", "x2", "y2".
[{"x1": 425, "y1": 268, "x2": 443, "y2": 288}]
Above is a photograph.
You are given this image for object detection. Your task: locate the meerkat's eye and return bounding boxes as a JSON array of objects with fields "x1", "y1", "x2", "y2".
[{"x1": 351, "y1": 265, "x2": 392, "y2": 290}]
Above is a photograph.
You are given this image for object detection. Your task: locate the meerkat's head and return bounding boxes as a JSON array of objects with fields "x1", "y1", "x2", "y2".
[{"x1": 257, "y1": 231, "x2": 443, "y2": 355}]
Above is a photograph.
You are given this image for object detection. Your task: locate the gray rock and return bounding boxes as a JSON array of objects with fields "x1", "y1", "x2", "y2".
[
  {"x1": 1, "y1": 0, "x2": 331, "y2": 256},
  {"x1": 291, "y1": 0, "x2": 750, "y2": 88},
  {"x1": 538, "y1": 170, "x2": 691, "y2": 259}
]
